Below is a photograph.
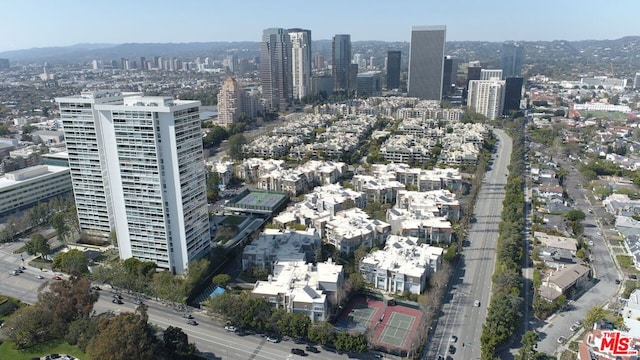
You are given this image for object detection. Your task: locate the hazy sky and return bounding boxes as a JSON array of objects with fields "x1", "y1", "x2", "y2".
[{"x1": 1, "y1": 0, "x2": 638, "y2": 52}]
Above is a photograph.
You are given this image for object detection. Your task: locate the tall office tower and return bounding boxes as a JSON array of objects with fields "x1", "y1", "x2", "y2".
[
  {"x1": 349, "y1": 64, "x2": 359, "y2": 91},
  {"x1": 467, "y1": 63, "x2": 482, "y2": 83},
  {"x1": 139, "y1": 57, "x2": 146, "y2": 71},
  {"x1": 314, "y1": 54, "x2": 325, "y2": 70},
  {"x1": 332, "y1": 34, "x2": 351, "y2": 91},
  {"x1": 502, "y1": 42, "x2": 524, "y2": 79},
  {"x1": 369, "y1": 57, "x2": 375, "y2": 69},
  {"x1": 91, "y1": 60, "x2": 102, "y2": 70},
  {"x1": 480, "y1": 69, "x2": 503, "y2": 80},
  {"x1": 288, "y1": 28, "x2": 312, "y2": 100},
  {"x1": 120, "y1": 58, "x2": 128, "y2": 70},
  {"x1": 503, "y1": 77, "x2": 524, "y2": 116},
  {"x1": 408, "y1": 25, "x2": 446, "y2": 100},
  {"x1": 467, "y1": 79, "x2": 506, "y2": 120},
  {"x1": 386, "y1": 51, "x2": 401, "y2": 90},
  {"x1": 442, "y1": 56, "x2": 459, "y2": 97},
  {"x1": 96, "y1": 96, "x2": 209, "y2": 274},
  {"x1": 260, "y1": 28, "x2": 292, "y2": 111},
  {"x1": 56, "y1": 90, "x2": 124, "y2": 238},
  {"x1": 238, "y1": 58, "x2": 252, "y2": 74},
  {"x1": 634, "y1": 73, "x2": 640, "y2": 89},
  {"x1": 0, "y1": 58, "x2": 9, "y2": 69},
  {"x1": 217, "y1": 77, "x2": 242, "y2": 127},
  {"x1": 155, "y1": 56, "x2": 162, "y2": 70}
]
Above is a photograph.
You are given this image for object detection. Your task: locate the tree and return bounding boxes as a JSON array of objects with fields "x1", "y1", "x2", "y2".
[
  {"x1": 87, "y1": 312, "x2": 156, "y2": 360},
  {"x1": 353, "y1": 245, "x2": 368, "y2": 270},
  {"x1": 228, "y1": 134, "x2": 247, "y2": 161},
  {"x1": 585, "y1": 306, "x2": 607, "y2": 330},
  {"x1": 308, "y1": 321, "x2": 335, "y2": 345},
  {"x1": 163, "y1": 326, "x2": 195, "y2": 355},
  {"x1": 52, "y1": 249, "x2": 89, "y2": 275},
  {"x1": 212, "y1": 273, "x2": 231, "y2": 288},
  {"x1": 564, "y1": 210, "x2": 586, "y2": 222},
  {"x1": 25, "y1": 233, "x2": 51, "y2": 259},
  {"x1": 38, "y1": 277, "x2": 99, "y2": 338},
  {"x1": 152, "y1": 270, "x2": 186, "y2": 304},
  {"x1": 516, "y1": 331, "x2": 540, "y2": 360},
  {"x1": 49, "y1": 212, "x2": 70, "y2": 242},
  {"x1": 4, "y1": 304, "x2": 54, "y2": 349}
]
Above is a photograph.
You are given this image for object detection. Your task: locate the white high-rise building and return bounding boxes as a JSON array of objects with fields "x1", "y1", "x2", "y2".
[
  {"x1": 634, "y1": 73, "x2": 640, "y2": 89},
  {"x1": 288, "y1": 28, "x2": 312, "y2": 100},
  {"x1": 480, "y1": 69, "x2": 503, "y2": 80},
  {"x1": 467, "y1": 79, "x2": 506, "y2": 120},
  {"x1": 56, "y1": 90, "x2": 124, "y2": 238},
  {"x1": 56, "y1": 91, "x2": 210, "y2": 274}
]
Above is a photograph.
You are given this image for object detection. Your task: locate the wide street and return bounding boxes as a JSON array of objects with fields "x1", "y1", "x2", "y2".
[
  {"x1": 424, "y1": 128, "x2": 511, "y2": 360},
  {"x1": 0, "y1": 239, "x2": 389, "y2": 360}
]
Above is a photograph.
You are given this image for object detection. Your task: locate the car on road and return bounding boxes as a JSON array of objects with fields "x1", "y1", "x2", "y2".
[
  {"x1": 448, "y1": 345, "x2": 456, "y2": 354},
  {"x1": 224, "y1": 325, "x2": 237, "y2": 332},
  {"x1": 291, "y1": 348, "x2": 307, "y2": 356},
  {"x1": 133, "y1": 299, "x2": 142, "y2": 305},
  {"x1": 34, "y1": 274, "x2": 44, "y2": 279},
  {"x1": 615, "y1": 279, "x2": 621, "y2": 284},
  {"x1": 266, "y1": 336, "x2": 280, "y2": 343},
  {"x1": 182, "y1": 313, "x2": 194, "y2": 319},
  {"x1": 113, "y1": 294, "x2": 123, "y2": 300},
  {"x1": 474, "y1": 300, "x2": 481, "y2": 307},
  {"x1": 10, "y1": 270, "x2": 19, "y2": 276},
  {"x1": 112, "y1": 299, "x2": 123, "y2": 304},
  {"x1": 52, "y1": 275, "x2": 62, "y2": 280},
  {"x1": 450, "y1": 335, "x2": 458, "y2": 343},
  {"x1": 588, "y1": 240, "x2": 594, "y2": 246},
  {"x1": 305, "y1": 345, "x2": 320, "y2": 353},
  {"x1": 186, "y1": 319, "x2": 198, "y2": 325},
  {"x1": 557, "y1": 336, "x2": 566, "y2": 344},
  {"x1": 91, "y1": 286, "x2": 101, "y2": 291}
]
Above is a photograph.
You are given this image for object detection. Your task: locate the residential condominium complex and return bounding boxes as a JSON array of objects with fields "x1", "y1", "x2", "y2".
[
  {"x1": 408, "y1": 25, "x2": 446, "y2": 100},
  {"x1": 56, "y1": 91, "x2": 210, "y2": 274}
]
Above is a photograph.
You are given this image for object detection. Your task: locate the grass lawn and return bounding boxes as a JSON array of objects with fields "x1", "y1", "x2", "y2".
[
  {"x1": 617, "y1": 255, "x2": 639, "y2": 273},
  {"x1": 0, "y1": 341, "x2": 88, "y2": 360}
]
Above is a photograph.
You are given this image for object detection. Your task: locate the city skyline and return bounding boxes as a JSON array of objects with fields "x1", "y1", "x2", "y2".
[{"x1": 1, "y1": 0, "x2": 639, "y2": 53}]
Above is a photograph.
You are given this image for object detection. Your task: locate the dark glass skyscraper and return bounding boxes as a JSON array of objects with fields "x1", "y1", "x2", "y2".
[
  {"x1": 260, "y1": 28, "x2": 292, "y2": 111},
  {"x1": 503, "y1": 77, "x2": 524, "y2": 115},
  {"x1": 332, "y1": 34, "x2": 351, "y2": 91},
  {"x1": 386, "y1": 51, "x2": 401, "y2": 90},
  {"x1": 408, "y1": 25, "x2": 446, "y2": 100},
  {"x1": 502, "y1": 42, "x2": 524, "y2": 79}
]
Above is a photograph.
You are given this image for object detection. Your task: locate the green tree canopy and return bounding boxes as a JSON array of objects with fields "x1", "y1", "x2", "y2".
[
  {"x1": 212, "y1": 273, "x2": 231, "y2": 287},
  {"x1": 52, "y1": 249, "x2": 89, "y2": 275},
  {"x1": 228, "y1": 134, "x2": 247, "y2": 161},
  {"x1": 87, "y1": 312, "x2": 156, "y2": 360},
  {"x1": 25, "y1": 233, "x2": 51, "y2": 259}
]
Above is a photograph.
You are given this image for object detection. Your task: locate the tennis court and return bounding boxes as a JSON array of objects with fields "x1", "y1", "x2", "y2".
[
  {"x1": 235, "y1": 191, "x2": 285, "y2": 208},
  {"x1": 378, "y1": 313, "x2": 415, "y2": 348}
]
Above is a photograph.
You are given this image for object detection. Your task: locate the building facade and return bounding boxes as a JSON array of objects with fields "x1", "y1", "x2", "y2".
[
  {"x1": 0, "y1": 165, "x2": 72, "y2": 216},
  {"x1": 467, "y1": 79, "x2": 506, "y2": 120},
  {"x1": 408, "y1": 25, "x2": 446, "y2": 100},
  {"x1": 332, "y1": 34, "x2": 352, "y2": 92},
  {"x1": 502, "y1": 42, "x2": 524, "y2": 79},
  {"x1": 288, "y1": 29, "x2": 312, "y2": 100},
  {"x1": 385, "y1": 51, "x2": 401, "y2": 90},
  {"x1": 260, "y1": 28, "x2": 292, "y2": 111},
  {"x1": 217, "y1": 77, "x2": 241, "y2": 127},
  {"x1": 56, "y1": 90, "x2": 124, "y2": 238},
  {"x1": 94, "y1": 96, "x2": 210, "y2": 274},
  {"x1": 503, "y1": 77, "x2": 524, "y2": 115}
]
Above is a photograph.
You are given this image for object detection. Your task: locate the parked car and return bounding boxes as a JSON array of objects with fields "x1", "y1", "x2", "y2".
[
  {"x1": 182, "y1": 313, "x2": 194, "y2": 319},
  {"x1": 570, "y1": 323, "x2": 581, "y2": 331},
  {"x1": 450, "y1": 335, "x2": 458, "y2": 343},
  {"x1": 10, "y1": 270, "x2": 19, "y2": 276},
  {"x1": 474, "y1": 300, "x2": 481, "y2": 307},
  {"x1": 52, "y1": 276, "x2": 62, "y2": 280},
  {"x1": 113, "y1": 294, "x2": 123, "y2": 300},
  {"x1": 91, "y1": 286, "x2": 101, "y2": 291},
  {"x1": 266, "y1": 336, "x2": 280, "y2": 343},
  {"x1": 133, "y1": 299, "x2": 143, "y2": 305},
  {"x1": 34, "y1": 274, "x2": 44, "y2": 279},
  {"x1": 291, "y1": 348, "x2": 307, "y2": 356},
  {"x1": 186, "y1": 319, "x2": 198, "y2": 326},
  {"x1": 112, "y1": 299, "x2": 123, "y2": 304},
  {"x1": 224, "y1": 325, "x2": 237, "y2": 332},
  {"x1": 615, "y1": 279, "x2": 621, "y2": 284},
  {"x1": 305, "y1": 345, "x2": 320, "y2": 353},
  {"x1": 448, "y1": 345, "x2": 456, "y2": 354},
  {"x1": 557, "y1": 336, "x2": 566, "y2": 344}
]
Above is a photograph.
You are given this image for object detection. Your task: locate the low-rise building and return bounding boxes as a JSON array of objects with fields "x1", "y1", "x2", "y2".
[
  {"x1": 251, "y1": 259, "x2": 344, "y2": 322},
  {"x1": 321, "y1": 208, "x2": 391, "y2": 254},
  {"x1": 360, "y1": 235, "x2": 443, "y2": 294},
  {"x1": 534, "y1": 232, "x2": 578, "y2": 256},
  {"x1": 241, "y1": 228, "x2": 320, "y2": 271},
  {"x1": 0, "y1": 165, "x2": 72, "y2": 216},
  {"x1": 539, "y1": 264, "x2": 591, "y2": 302}
]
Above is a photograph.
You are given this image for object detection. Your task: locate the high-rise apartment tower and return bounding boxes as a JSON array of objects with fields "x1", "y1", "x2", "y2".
[{"x1": 408, "y1": 25, "x2": 446, "y2": 100}]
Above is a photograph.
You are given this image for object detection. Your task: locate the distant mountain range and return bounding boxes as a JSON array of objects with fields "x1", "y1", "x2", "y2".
[{"x1": 1, "y1": 36, "x2": 638, "y2": 78}]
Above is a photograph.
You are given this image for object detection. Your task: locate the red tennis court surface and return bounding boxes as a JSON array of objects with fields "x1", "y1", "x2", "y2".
[{"x1": 335, "y1": 294, "x2": 422, "y2": 351}]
